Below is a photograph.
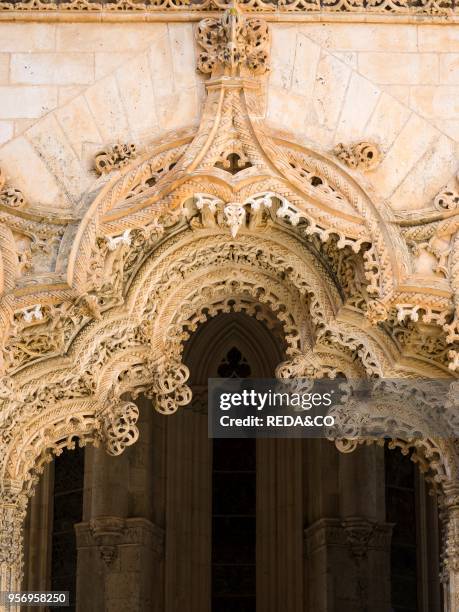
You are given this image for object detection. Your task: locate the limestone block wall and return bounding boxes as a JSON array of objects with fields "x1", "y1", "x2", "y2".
[{"x1": 0, "y1": 20, "x2": 457, "y2": 214}]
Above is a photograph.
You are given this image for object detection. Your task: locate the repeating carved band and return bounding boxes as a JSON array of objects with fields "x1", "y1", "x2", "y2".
[{"x1": 0, "y1": 0, "x2": 457, "y2": 15}]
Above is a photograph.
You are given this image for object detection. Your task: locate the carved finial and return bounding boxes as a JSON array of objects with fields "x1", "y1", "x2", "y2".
[
  {"x1": 196, "y1": 5, "x2": 270, "y2": 77},
  {"x1": 333, "y1": 142, "x2": 381, "y2": 172},
  {"x1": 0, "y1": 167, "x2": 26, "y2": 209},
  {"x1": 94, "y1": 143, "x2": 137, "y2": 175}
]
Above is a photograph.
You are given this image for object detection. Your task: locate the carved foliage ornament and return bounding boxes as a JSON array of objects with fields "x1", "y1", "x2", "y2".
[
  {"x1": 0, "y1": 0, "x2": 457, "y2": 15},
  {"x1": 101, "y1": 397, "x2": 140, "y2": 456},
  {"x1": 0, "y1": 167, "x2": 26, "y2": 209},
  {"x1": 196, "y1": 7, "x2": 270, "y2": 76},
  {"x1": 94, "y1": 144, "x2": 137, "y2": 175},
  {"x1": 434, "y1": 187, "x2": 459, "y2": 212},
  {"x1": 333, "y1": 142, "x2": 381, "y2": 172}
]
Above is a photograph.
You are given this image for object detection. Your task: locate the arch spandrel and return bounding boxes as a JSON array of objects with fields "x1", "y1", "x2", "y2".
[
  {"x1": 0, "y1": 7, "x2": 458, "y2": 609},
  {"x1": 0, "y1": 221, "x2": 455, "y2": 494}
]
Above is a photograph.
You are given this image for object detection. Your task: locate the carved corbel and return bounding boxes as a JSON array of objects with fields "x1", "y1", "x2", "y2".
[
  {"x1": 191, "y1": 192, "x2": 277, "y2": 237},
  {"x1": 89, "y1": 516, "x2": 126, "y2": 566},
  {"x1": 342, "y1": 517, "x2": 376, "y2": 560},
  {"x1": 94, "y1": 144, "x2": 137, "y2": 175},
  {"x1": 333, "y1": 142, "x2": 381, "y2": 172},
  {"x1": 223, "y1": 203, "x2": 246, "y2": 237}
]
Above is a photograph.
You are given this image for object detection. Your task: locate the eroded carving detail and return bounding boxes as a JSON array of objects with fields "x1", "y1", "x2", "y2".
[
  {"x1": 95, "y1": 144, "x2": 137, "y2": 175},
  {"x1": 0, "y1": 168, "x2": 26, "y2": 209},
  {"x1": 435, "y1": 188, "x2": 459, "y2": 212},
  {"x1": 333, "y1": 142, "x2": 381, "y2": 172},
  {"x1": 196, "y1": 7, "x2": 270, "y2": 76},
  {"x1": 0, "y1": 0, "x2": 458, "y2": 15},
  {"x1": 101, "y1": 397, "x2": 139, "y2": 456}
]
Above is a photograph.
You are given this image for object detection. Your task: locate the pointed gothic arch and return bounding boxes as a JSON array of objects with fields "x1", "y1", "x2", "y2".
[{"x1": 0, "y1": 6, "x2": 458, "y2": 610}]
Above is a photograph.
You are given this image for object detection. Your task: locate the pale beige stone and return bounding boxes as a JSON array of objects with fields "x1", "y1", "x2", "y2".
[
  {"x1": 266, "y1": 86, "x2": 309, "y2": 132},
  {"x1": 0, "y1": 24, "x2": 55, "y2": 53},
  {"x1": 148, "y1": 26, "x2": 174, "y2": 97},
  {"x1": 168, "y1": 24, "x2": 198, "y2": 91},
  {"x1": 410, "y1": 86, "x2": 459, "y2": 120},
  {"x1": 0, "y1": 54, "x2": 9, "y2": 85},
  {"x1": 0, "y1": 121, "x2": 13, "y2": 146},
  {"x1": 0, "y1": 15, "x2": 457, "y2": 612},
  {"x1": 291, "y1": 34, "x2": 321, "y2": 96},
  {"x1": 298, "y1": 119, "x2": 335, "y2": 150},
  {"x1": 56, "y1": 96, "x2": 102, "y2": 159},
  {"x1": 370, "y1": 113, "x2": 438, "y2": 197},
  {"x1": 382, "y1": 85, "x2": 411, "y2": 106},
  {"x1": 333, "y1": 52, "x2": 358, "y2": 69},
  {"x1": 0, "y1": 136, "x2": 62, "y2": 206},
  {"x1": 312, "y1": 52, "x2": 350, "y2": 131},
  {"x1": 13, "y1": 119, "x2": 36, "y2": 136},
  {"x1": 335, "y1": 72, "x2": 381, "y2": 142},
  {"x1": 435, "y1": 119, "x2": 459, "y2": 143},
  {"x1": 358, "y1": 53, "x2": 439, "y2": 85},
  {"x1": 390, "y1": 134, "x2": 459, "y2": 210},
  {"x1": 11, "y1": 53, "x2": 94, "y2": 86},
  {"x1": 95, "y1": 52, "x2": 136, "y2": 80},
  {"x1": 270, "y1": 26, "x2": 298, "y2": 90},
  {"x1": 0, "y1": 86, "x2": 57, "y2": 120},
  {"x1": 26, "y1": 114, "x2": 91, "y2": 203},
  {"x1": 418, "y1": 26, "x2": 459, "y2": 53},
  {"x1": 365, "y1": 92, "x2": 411, "y2": 150},
  {"x1": 439, "y1": 54, "x2": 459, "y2": 85},
  {"x1": 56, "y1": 24, "x2": 162, "y2": 53},
  {"x1": 303, "y1": 23, "x2": 417, "y2": 52},
  {"x1": 58, "y1": 86, "x2": 85, "y2": 106},
  {"x1": 156, "y1": 87, "x2": 199, "y2": 131},
  {"x1": 85, "y1": 75, "x2": 131, "y2": 142},
  {"x1": 116, "y1": 53, "x2": 159, "y2": 140}
]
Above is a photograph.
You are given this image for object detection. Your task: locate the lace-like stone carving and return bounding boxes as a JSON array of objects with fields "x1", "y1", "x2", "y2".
[
  {"x1": 196, "y1": 7, "x2": 270, "y2": 76},
  {"x1": 0, "y1": 167, "x2": 26, "y2": 209},
  {"x1": 149, "y1": 359, "x2": 192, "y2": 415},
  {"x1": 101, "y1": 399, "x2": 140, "y2": 456},
  {"x1": 94, "y1": 144, "x2": 137, "y2": 175},
  {"x1": 333, "y1": 142, "x2": 381, "y2": 172},
  {"x1": 0, "y1": 0, "x2": 458, "y2": 15}
]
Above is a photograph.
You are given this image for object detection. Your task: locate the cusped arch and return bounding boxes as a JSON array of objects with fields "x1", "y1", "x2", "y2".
[
  {"x1": 66, "y1": 114, "x2": 407, "y2": 313},
  {"x1": 2, "y1": 221, "x2": 404, "y2": 495}
]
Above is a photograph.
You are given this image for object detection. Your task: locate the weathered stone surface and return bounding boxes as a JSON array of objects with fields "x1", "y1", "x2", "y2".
[{"x1": 0, "y1": 9, "x2": 458, "y2": 611}]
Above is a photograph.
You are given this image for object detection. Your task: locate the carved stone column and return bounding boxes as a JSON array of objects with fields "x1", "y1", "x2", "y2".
[
  {"x1": 76, "y1": 398, "x2": 166, "y2": 611},
  {"x1": 0, "y1": 481, "x2": 27, "y2": 612},
  {"x1": 304, "y1": 444, "x2": 392, "y2": 612},
  {"x1": 304, "y1": 517, "x2": 392, "y2": 612},
  {"x1": 257, "y1": 439, "x2": 303, "y2": 612},
  {"x1": 441, "y1": 482, "x2": 459, "y2": 612},
  {"x1": 75, "y1": 517, "x2": 164, "y2": 612},
  {"x1": 22, "y1": 464, "x2": 53, "y2": 612},
  {"x1": 75, "y1": 445, "x2": 131, "y2": 611},
  {"x1": 338, "y1": 446, "x2": 392, "y2": 612}
]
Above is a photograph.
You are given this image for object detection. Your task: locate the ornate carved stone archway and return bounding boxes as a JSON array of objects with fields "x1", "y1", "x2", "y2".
[{"x1": 0, "y1": 6, "x2": 458, "y2": 610}]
